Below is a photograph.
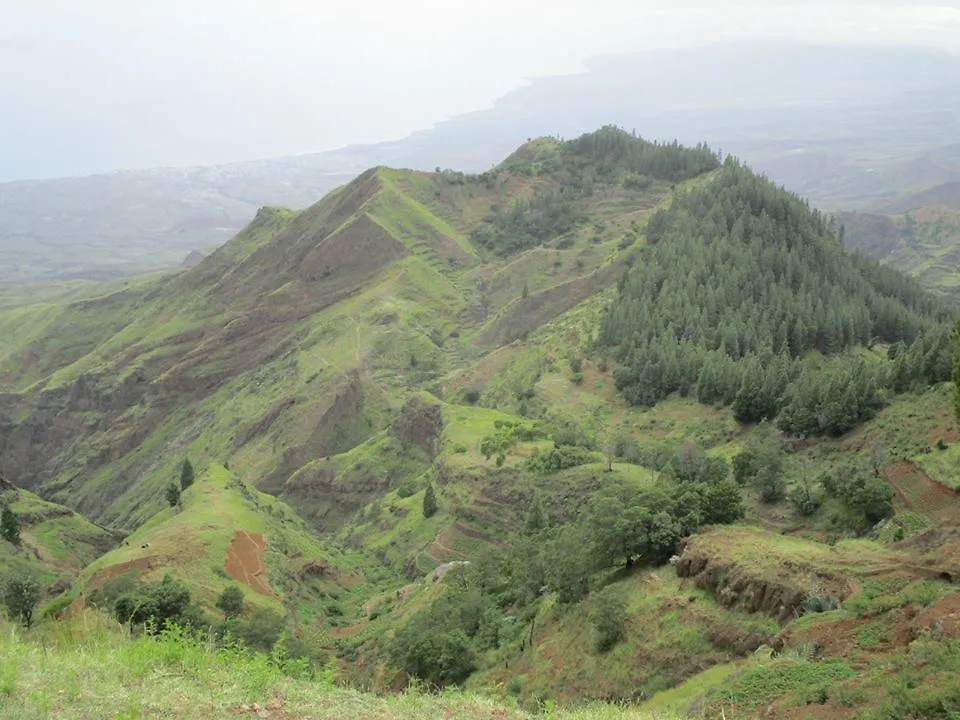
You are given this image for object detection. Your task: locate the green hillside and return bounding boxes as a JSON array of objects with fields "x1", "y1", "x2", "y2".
[
  {"x1": 1, "y1": 128, "x2": 960, "y2": 718},
  {"x1": 838, "y1": 205, "x2": 960, "y2": 297},
  {"x1": 0, "y1": 476, "x2": 118, "y2": 590}
]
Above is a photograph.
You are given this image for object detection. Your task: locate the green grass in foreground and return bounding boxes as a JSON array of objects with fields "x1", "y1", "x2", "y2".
[{"x1": 0, "y1": 611, "x2": 679, "y2": 720}]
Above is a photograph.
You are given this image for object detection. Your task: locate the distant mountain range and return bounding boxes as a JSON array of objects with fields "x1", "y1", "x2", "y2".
[{"x1": 2, "y1": 41, "x2": 960, "y2": 282}]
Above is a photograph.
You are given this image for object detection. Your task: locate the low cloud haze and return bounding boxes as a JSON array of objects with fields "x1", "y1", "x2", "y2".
[{"x1": 2, "y1": 1, "x2": 960, "y2": 181}]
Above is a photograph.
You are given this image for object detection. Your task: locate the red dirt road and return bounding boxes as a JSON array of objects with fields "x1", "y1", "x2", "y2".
[{"x1": 226, "y1": 530, "x2": 277, "y2": 597}]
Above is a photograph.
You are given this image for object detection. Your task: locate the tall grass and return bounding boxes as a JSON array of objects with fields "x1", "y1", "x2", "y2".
[{"x1": 0, "y1": 611, "x2": 678, "y2": 720}]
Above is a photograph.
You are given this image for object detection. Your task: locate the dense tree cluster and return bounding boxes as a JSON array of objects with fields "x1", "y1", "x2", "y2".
[
  {"x1": 601, "y1": 159, "x2": 953, "y2": 433},
  {"x1": 471, "y1": 127, "x2": 720, "y2": 256},
  {"x1": 471, "y1": 188, "x2": 588, "y2": 256},
  {"x1": 819, "y1": 461, "x2": 893, "y2": 526},
  {"x1": 563, "y1": 126, "x2": 719, "y2": 183},
  {"x1": 114, "y1": 574, "x2": 195, "y2": 629}
]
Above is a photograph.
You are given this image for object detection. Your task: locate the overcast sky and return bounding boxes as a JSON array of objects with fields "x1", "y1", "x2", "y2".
[{"x1": 2, "y1": 1, "x2": 960, "y2": 181}]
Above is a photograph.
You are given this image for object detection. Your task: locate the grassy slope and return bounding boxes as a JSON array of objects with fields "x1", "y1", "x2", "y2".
[
  {"x1": 640, "y1": 527, "x2": 960, "y2": 719},
  {"x1": 0, "y1": 145, "x2": 677, "y2": 533},
  {"x1": 838, "y1": 205, "x2": 960, "y2": 296},
  {"x1": 74, "y1": 463, "x2": 392, "y2": 628},
  {"x1": 0, "y1": 486, "x2": 117, "y2": 589},
  {"x1": 0, "y1": 611, "x2": 679, "y2": 720}
]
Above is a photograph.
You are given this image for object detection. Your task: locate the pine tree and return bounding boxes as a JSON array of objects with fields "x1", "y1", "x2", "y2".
[
  {"x1": 0, "y1": 499, "x2": 20, "y2": 545},
  {"x1": 179, "y1": 457, "x2": 195, "y2": 491},
  {"x1": 422, "y1": 484, "x2": 438, "y2": 518},
  {"x1": 165, "y1": 482, "x2": 181, "y2": 508}
]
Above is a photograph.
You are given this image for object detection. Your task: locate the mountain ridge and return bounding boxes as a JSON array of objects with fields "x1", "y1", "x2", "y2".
[{"x1": 2, "y1": 129, "x2": 960, "y2": 717}]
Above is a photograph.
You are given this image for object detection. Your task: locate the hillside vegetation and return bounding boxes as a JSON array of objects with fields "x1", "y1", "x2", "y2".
[
  {"x1": 839, "y1": 204, "x2": 960, "y2": 297},
  {"x1": 1, "y1": 128, "x2": 960, "y2": 718}
]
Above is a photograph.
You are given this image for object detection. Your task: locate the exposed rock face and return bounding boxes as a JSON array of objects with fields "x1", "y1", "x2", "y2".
[{"x1": 674, "y1": 538, "x2": 854, "y2": 623}]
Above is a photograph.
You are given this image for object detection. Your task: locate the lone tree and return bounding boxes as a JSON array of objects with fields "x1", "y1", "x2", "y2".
[
  {"x1": 180, "y1": 458, "x2": 195, "y2": 491},
  {"x1": 422, "y1": 484, "x2": 438, "y2": 518},
  {"x1": 0, "y1": 499, "x2": 20, "y2": 545},
  {"x1": 2, "y1": 572, "x2": 40, "y2": 628},
  {"x1": 216, "y1": 584, "x2": 245, "y2": 619},
  {"x1": 165, "y1": 482, "x2": 181, "y2": 508}
]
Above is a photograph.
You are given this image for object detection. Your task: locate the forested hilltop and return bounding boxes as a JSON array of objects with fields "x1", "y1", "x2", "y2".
[
  {"x1": 603, "y1": 158, "x2": 953, "y2": 435},
  {"x1": 1, "y1": 128, "x2": 960, "y2": 719}
]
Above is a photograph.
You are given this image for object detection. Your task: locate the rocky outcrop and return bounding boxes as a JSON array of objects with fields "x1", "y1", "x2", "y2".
[{"x1": 675, "y1": 540, "x2": 850, "y2": 622}]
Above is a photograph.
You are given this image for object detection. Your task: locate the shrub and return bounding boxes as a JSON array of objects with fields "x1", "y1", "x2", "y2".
[
  {"x1": 324, "y1": 601, "x2": 343, "y2": 617},
  {"x1": 221, "y1": 608, "x2": 285, "y2": 653},
  {"x1": 216, "y1": 585, "x2": 245, "y2": 619},
  {"x1": 591, "y1": 587, "x2": 628, "y2": 652},
  {"x1": 165, "y1": 482, "x2": 181, "y2": 508},
  {"x1": 390, "y1": 625, "x2": 476, "y2": 687},
  {"x1": 526, "y1": 445, "x2": 597, "y2": 474},
  {"x1": 622, "y1": 172, "x2": 653, "y2": 190},
  {"x1": 819, "y1": 461, "x2": 893, "y2": 525},
  {"x1": 422, "y1": 484, "x2": 438, "y2": 518},
  {"x1": 2, "y1": 571, "x2": 41, "y2": 628},
  {"x1": 180, "y1": 458, "x2": 195, "y2": 491},
  {"x1": 802, "y1": 595, "x2": 840, "y2": 614},
  {"x1": 789, "y1": 482, "x2": 822, "y2": 517},
  {"x1": 396, "y1": 480, "x2": 420, "y2": 499},
  {"x1": 733, "y1": 428, "x2": 786, "y2": 502},
  {"x1": 0, "y1": 500, "x2": 19, "y2": 545},
  {"x1": 114, "y1": 575, "x2": 194, "y2": 630}
]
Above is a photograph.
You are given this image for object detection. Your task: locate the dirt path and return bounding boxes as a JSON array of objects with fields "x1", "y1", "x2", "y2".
[{"x1": 226, "y1": 530, "x2": 277, "y2": 597}]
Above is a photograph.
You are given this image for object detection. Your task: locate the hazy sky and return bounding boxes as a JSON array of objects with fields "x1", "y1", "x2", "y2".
[{"x1": 2, "y1": 1, "x2": 960, "y2": 181}]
